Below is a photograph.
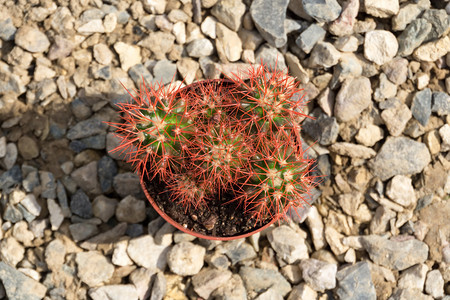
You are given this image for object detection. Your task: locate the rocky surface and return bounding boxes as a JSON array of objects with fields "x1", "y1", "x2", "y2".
[{"x1": 0, "y1": 0, "x2": 449, "y2": 299}]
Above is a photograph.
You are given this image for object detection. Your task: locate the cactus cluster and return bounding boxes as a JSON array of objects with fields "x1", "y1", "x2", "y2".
[{"x1": 111, "y1": 64, "x2": 317, "y2": 223}]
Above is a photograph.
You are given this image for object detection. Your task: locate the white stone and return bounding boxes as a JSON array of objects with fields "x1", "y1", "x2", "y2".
[
  {"x1": 267, "y1": 225, "x2": 309, "y2": 263},
  {"x1": 356, "y1": 124, "x2": 384, "y2": 147},
  {"x1": 47, "y1": 198, "x2": 64, "y2": 231},
  {"x1": 364, "y1": 0, "x2": 399, "y2": 18},
  {"x1": 93, "y1": 44, "x2": 113, "y2": 65},
  {"x1": 112, "y1": 239, "x2": 133, "y2": 266},
  {"x1": 172, "y1": 22, "x2": 186, "y2": 44},
  {"x1": 386, "y1": 175, "x2": 416, "y2": 207},
  {"x1": 201, "y1": 16, "x2": 217, "y2": 39},
  {"x1": 416, "y1": 73, "x2": 429, "y2": 90},
  {"x1": 364, "y1": 30, "x2": 398, "y2": 65},
  {"x1": 127, "y1": 235, "x2": 170, "y2": 270},
  {"x1": 413, "y1": 36, "x2": 450, "y2": 62},
  {"x1": 439, "y1": 124, "x2": 450, "y2": 152},
  {"x1": 167, "y1": 242, "x2": 205, "y2": 276},
  {"x1": 76, "y1": 251, "x2": 115, "y2": 287},
  {"x1": 90, "y1": 285, "x2": 139, "y2": 300},
  {"x1": 424, "y1": 270, "x2": 444, "y2": 299},
  {"x1": 103, "y1": 13, "x2": 117, "y2": 33},
  {"x1": 20, "y1": 194, "x2": 41, "y2": 216},
  {"x1": 0, "y1": 237, "x2": 24, "y2": 267},
  {"x1": 77, "y1": 20, "x2": 105, "y2": 34},
  {"x1": 114, "y1": 42, "x2": 142, "y2": 71},
  {"x1": 216, "y1": 23, "x2": 242, "y2": 62}
]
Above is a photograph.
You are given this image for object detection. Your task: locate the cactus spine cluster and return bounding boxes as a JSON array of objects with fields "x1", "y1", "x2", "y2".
[{"x1": 112, "y1": 64, "x2": 317, "y2": 223}]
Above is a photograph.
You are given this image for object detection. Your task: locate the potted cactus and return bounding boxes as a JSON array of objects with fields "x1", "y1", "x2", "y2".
[{"x1": 111, "y1": 64, "x2": 317, "y2": 240}]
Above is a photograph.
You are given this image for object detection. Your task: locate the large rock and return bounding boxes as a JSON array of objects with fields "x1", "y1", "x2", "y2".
[
  {"x1": 364, "y1": 0, "x2": 399, "y2": 18},
  {"x1": 0, "y1": 262, "x2": 47, "y2": 300},
  {"x1": 369, "y1": 137, "x2": 431, "y2": 181}
]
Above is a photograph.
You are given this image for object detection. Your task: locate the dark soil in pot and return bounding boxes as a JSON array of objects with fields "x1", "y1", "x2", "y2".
[{"x1": 142, "y1": 173, "x2": 272, "y2": 238}]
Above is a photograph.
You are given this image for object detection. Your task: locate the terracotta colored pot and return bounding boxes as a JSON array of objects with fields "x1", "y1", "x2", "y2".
[{"x1": 140, "y1": 178, "x2": 279, "y2": 240}]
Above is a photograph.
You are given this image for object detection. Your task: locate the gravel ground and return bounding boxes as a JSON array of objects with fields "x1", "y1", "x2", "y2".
[{"x1": 0, "y1": 0, "x2": 450, "y2": 299}]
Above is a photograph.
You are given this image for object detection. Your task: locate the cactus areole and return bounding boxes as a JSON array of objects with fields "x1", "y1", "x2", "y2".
[{"x1": 111, "y1": 64, "x2": 318, "y2": 240}]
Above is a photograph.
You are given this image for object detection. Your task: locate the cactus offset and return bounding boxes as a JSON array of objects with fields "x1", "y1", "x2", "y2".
[{"x1": 111, "y1": 64, "x2": 317, "y2": 223}]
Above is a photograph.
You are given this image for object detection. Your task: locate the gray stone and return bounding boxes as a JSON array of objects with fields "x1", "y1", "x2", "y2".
[
  {"x1": 167, "y1": 242, "x2": 205, "y2": 275},
  {"x1": 239, "y1": 267, "x2": 291, "y2": 296},
  {"x1": 382, "y1": 57, "x2": 408, "y2": 85},
  {"x1": 250, "y1": 0, "x2": 290, "y2": 48},
  {"x1": 20, "y1": 194, "x2": 41, "y2": 216},
  {"x1": 389, "y1": 288, "x2": 434, "y2": 300},
  {"x1": 398, "y1": 264, "x2": 429, "y2": 290},
  {"x1": 98, "y1": 155, "x2": 117, "y2": 193},
  {"x1": 0, "y1": 262, "x2": 47, "y2": 300},
  {"x1": 186, "y1": 38, "x2": 215, "y2": 57},
  {"x1": 3, "y1": 143, "x2": 17, "y2": 170},
  {"x1": 364, "y1": 0, "x2": 399, "y2": 18},
  {"x1": 309, "y1": 42, "x2": 340, "y2": 69},
  {"x1": 398, "y1": 19, "x2": 432, "y2": 57},
  {"x1": 14, "y1": 25, "x2": 50, "y2": 53},
  {"x1": 0, "y1": 18, "x2": 17, "y2": 41},
  {"x1": 80, "y1": 223, "x2": 127, "y2": 251},
  {"x1": 66, "y1": 118, "x2": 108, "y2": 140},
  {"x1": 76, "y1": 251, "x2": 115, "y2": 287},
  {"x1": 70, "y1": 189, "x2": 93, "y2": 219},
  {"x1": 424, "y1": 269, "x2": 444, "y2": 299},
  {"x1": 150, "y1": 272, "x2": 166, "y2": 300},
  {"x1": 129, "y1": 268, "x2": 156, "y2": 300},
  {"x1": 361, "y1": 235, "x2": 429, "y2": 271},
  {"x1": 153, "y1": 60, "x2": 177, "y2": 85},
  {"x1": 0, "y1": 237, "x2": 24, "y2": 267},
  {"x1": 0, "y1": 165, "x2": 22, "y2": 193},
  {"x1": 154, "y1": 222, "x2": 176, "y2": 246},
  {"x1": 374, "y1": 73, "x2": 397, "y2": 102},
  {"x1": 70, "y1": 135, "x2": 106, "y2": 152},
  {"x1": 113, "y1": 172, "x2": 143, "y2": 198},
  {"x1": 3, "y1": 204, "x2": 23, "y2": 223},
  {"x1": 255, "y1": 289, "x2": 283, "y2": 300},
  {"x1": 71, "y1": 161, "x2": 102, "y2": 196},
  {"x1": 48, "y1": 35, "x2": 74, "y2": 60},
  {"x1": 48, "y1": 198, "x2": 64, "y2": 230},
  {"x1": 89, "y1": 285, "x2": 139, "y2": 300},
  {"x1": 128, "y1": 63, "x2": 153, "y2": 88},
  {"x1": 115, "y1": 195, "x2": 146, "y2": 223},
  {"x1": 267, "y1": 225, "x2": 309, "y2": 264},
  {"x1": 56, "y1": 180, "x2": 71, "y2": 217},
  {"x1": 336, "y1": 261, "x2": 376, "y2": 300},
  {"x1": 302, "y1": 109, "x2": 338, "y2": 146},
  {"x1": 421, "y1": 9, "x2": 450, "y2": 42},
  {"x1": 334, "y1": 77, "x2": 372, "y2": 122},
  {"x1": 92, "y1": 195, "x2": 118, "y2": 223},
  {"x1": 369, "y1": 137, "x2": 431, "y2": 181},
  {"x1": 192, "y1": 268, "x2": 233, "y2": 299},
  {"x1": 392, "y1": 2, "x2": 426, "y2": 31},
  {"x1": 211, "y1": 274, "x2": 246, "y2": 300},
  {"x1": 432, "y1": 92, "x2": 450, "y2": 116},
  {"x1": 381, "y1": 102, "x2": 412, "y2": 137},
  {"x1": 211, "y1": 0, "x2": 246, "y2": 32},
  {"x1": 411, "y1": 88, "x2": 432, "y2": 126},
  {"x1": 69, "y1": 222, "x2": 99, "y2": 242},
  {"x1": 126, "y1": 224, "x2": 144, "y2": 238},
  {"x1": 70, "y1": 98, "x2": 92, "y2": 120},
  {"x1": 300, "y1": 259, "x2": 337, "y2": 292},
  {"x1": 255, "y1": 44, "x2": 287, "y2": 71},
  {"x1": 223, "y1": 241, "x2": 257, "y2": 265},
  {"x1": 302, "y1": 0, "x2": 342, "y2": 23},
  {"x1": 296, "y1": 24, "x2": 326, "y2": 54},
  {"x1": 91, "y1": 65, "x2": 112, "y2": 81}
]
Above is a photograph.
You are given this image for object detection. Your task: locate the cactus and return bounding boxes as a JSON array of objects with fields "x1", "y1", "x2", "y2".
[{"x1": 111, "y1": 64, "x2": 317, "y2": 223}]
